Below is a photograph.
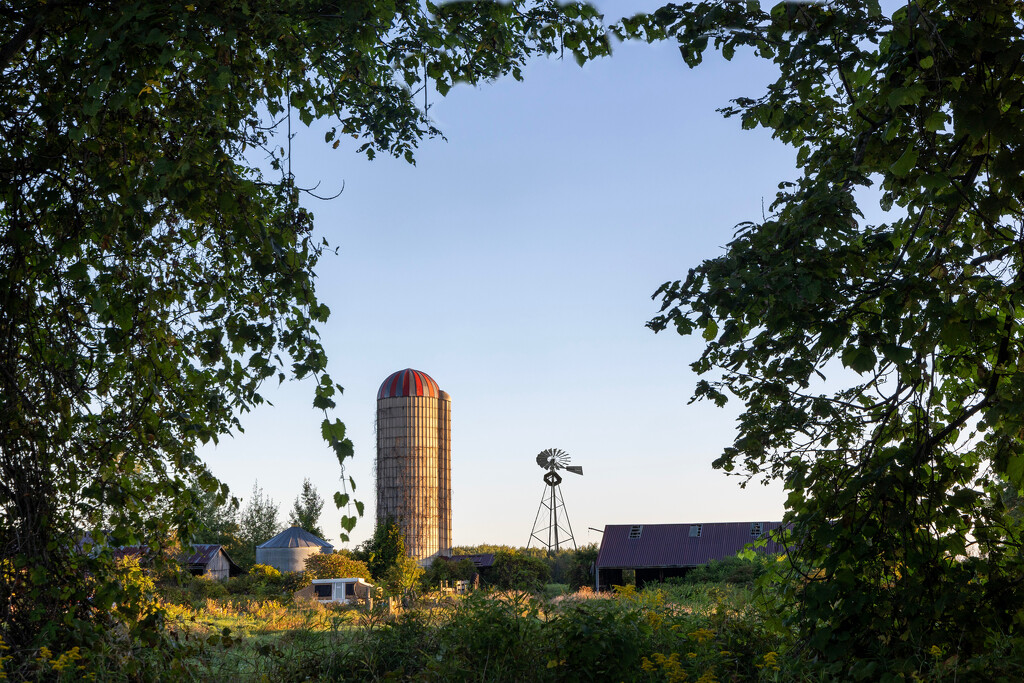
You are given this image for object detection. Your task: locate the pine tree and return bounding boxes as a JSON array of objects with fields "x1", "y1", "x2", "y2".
[{"x1": 288, "y1": 478, "x2": 325, "y2": 539}]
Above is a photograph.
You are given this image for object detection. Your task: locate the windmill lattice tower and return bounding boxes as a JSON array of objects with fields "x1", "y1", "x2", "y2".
[{"x1": 528, "y1": 448, "x2": 583, "y2": 552}]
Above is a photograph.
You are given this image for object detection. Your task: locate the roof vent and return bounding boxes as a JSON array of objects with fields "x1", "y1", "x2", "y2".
[
  {"x1": 628, "y1": 525, "x2": 643, "y2": 539},
  {"x1": 689, "y1": 524, "x2": 702, "y2": 538},
  {"x1": 750, "y1": 522, "x2": 763, "y2": 539}
]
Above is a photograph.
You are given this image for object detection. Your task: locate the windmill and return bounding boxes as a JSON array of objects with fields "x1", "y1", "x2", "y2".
[{"x1": 528, "y1": 448, "x2": 583, "y2": 553}]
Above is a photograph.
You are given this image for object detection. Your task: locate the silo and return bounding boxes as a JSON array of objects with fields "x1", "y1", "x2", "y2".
[
  {"x1": 255, "y1": 526, "x2": 333, "y2": 573},
  {"x1": 376, "y1": 369, "x2": 452, "y2": 562}
]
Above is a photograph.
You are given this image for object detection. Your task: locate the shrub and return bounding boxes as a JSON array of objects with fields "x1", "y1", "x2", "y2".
[
  {"x1": 684, "y1": 554, "x2": 770, "y2": 585},
  {"x1": 421, "y1": 557, "x2": 477, "y2": 589},
  {"x1": 490, "y1": 551, "x2": 550, "y2": 592},
  {"x1": 249, "y1": 563, "x2": 281, "y2": 582},
  {"x1": 189, "y1": 575, "x2": 229, "y2": 599},
  {"x1": 304, "y1": 553, "x2": 370, "y2": 581}
]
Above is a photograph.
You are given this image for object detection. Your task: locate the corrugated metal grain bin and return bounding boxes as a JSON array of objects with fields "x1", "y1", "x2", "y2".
[{"x1": 255, "y1": 526, "x2": 333, "y2": 573}]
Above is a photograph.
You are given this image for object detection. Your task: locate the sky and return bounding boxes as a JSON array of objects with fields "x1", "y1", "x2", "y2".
[{"x1": 198, "y1": 2, "x2": 801, "y2": 550}]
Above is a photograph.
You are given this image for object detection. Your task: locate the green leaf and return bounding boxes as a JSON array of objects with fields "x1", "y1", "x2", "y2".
[
  {"x1": 841, "y1": 346, "x2": 877, "y2": 373},
  {"x1": 924, "y1": 111, "x2": 946, "y2": 132},
  {"x1": 890, "y1": 145, "x2": 919, "y2": 177},
  {"x1": 880, "y1": 344, "x2": 913, "y2": 364}
]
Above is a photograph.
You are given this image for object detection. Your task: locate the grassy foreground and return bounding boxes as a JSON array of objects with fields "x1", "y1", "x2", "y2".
[{"x1": 11, "y1": 577, "x2": 995, "y2": 682}]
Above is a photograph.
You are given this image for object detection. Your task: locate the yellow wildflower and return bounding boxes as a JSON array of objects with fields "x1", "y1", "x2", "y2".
[
  {"x1": 688, "y1": 628, "x2": 715, "y2": 643},
  {"x1": 687, "y1": 652, "x2": 698, "y2": 659},
  {"x1": 758, "y1": 651, "x2": 781, "y2": 671},
  {"x1": 695, "y1": 670, "x2": 718, "y2": 683},
  {"x1": 929, "y1": 645, "x2": 943, "y2": 658}
]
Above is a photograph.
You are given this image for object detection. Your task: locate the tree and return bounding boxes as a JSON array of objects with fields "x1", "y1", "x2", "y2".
[
  {"x1": 490, "y1": 550, "x2": 550, "y2": 592},
  {"x1": 235, "y1": 482, "x2": 281, "y2": 571},
  {"x1": 628, "y1": 0, "x2": 1024, "y2": 672},
  {"x1": 0, "y1": 0, "x2": 609, "y2": 654},
  {"x1": 566, "y1": 543, "x2": 598, "y2": 591},
  {"x1": 382, "y1": 554, "x2": 425, "y2": 598},
  {"x1": 288, "y1": 478, "x2": 325, "y2": 539},
  {"x1": 190, "y1": 481, "x2": 241, "y2": 547},
  {"x1": 421, "y1": 556, "x2": 478, "y2": 590},
  {"x1": 303, "y1": 552, "x2": 370, "y2": 580},
  {"x1": 356, "y1": 517, "x2": 406, "y2": 582}
]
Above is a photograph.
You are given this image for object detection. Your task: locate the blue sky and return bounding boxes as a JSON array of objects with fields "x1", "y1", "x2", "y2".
[{"x1": 199, "y1": 3, "x2": 801, "y2": 549}]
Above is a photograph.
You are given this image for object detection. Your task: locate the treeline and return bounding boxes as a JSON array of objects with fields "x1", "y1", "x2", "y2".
[
  {"x1": 191, "y1": 478, "x2": 325, "y2": 570},
  {"x1": 436, "y1": 544, "x2": 599, "y2": 592}
]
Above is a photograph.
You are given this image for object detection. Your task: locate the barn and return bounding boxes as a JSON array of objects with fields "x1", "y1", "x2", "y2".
[
  {"x1": 183, "y1": 544, "x2": 241, "y2": 581},
  {"x1": 595, "y1": 522, "x2": 787, "y2": 590}
]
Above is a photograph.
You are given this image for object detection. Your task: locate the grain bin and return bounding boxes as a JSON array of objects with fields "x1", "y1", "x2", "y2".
[
  {"x1": 376, "y1": 369, "x2": 452, "y2": 562},
  {"x1": 255, "y1": 526, "x2": 333, "y2": 573}
]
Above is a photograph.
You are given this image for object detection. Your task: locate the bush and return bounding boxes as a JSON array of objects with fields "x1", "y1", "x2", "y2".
[
  {"x1": 189, "y1": 575, "x2": 229, "y2": 599},
  {"x1": 684, "y1": 554, "x2": 771, "y2": 585},
  {"x1": 248, "y1": 563, "x2": 281, "y2": 582},
  {"x1": 489, "y1": 551, "x2": 550, "y2": 592},
  {"x1": 421, "y1": 557, "x2": 477, "y2": 589},
  {"x1": 304, "y1": 553, "x2": 370, "y2": 581}
]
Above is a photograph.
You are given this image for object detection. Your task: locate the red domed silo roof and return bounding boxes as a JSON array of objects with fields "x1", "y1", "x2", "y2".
[{"x1": 378, "y1": 368, "x2": 440, "y2": 400}]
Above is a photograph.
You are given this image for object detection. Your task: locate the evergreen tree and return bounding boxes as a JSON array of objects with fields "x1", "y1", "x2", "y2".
[
  {"x1": 356, "y1": 518, "x2": 406, "y2": 581},
  {"x1": 288, "y1": 478, "x2": 325, "y2": 539},
  {"x1": 235, "y1": 482, "x2": 281, "y2": 570}
]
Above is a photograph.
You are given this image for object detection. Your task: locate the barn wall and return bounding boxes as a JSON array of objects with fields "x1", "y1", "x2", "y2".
[{"x1": 205, "y1": 551, "x2": 231, "y2": 580}]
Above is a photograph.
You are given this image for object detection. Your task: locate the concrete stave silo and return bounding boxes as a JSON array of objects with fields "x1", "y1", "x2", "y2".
[{"x1": 376, "y1": 369, "x2": 451, "y2": 562}]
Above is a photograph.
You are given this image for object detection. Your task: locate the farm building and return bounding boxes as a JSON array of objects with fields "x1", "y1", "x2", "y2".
[
  {"x1": 255, "y1": 526, "x2": 333, "y2": 573},
  {"x1": 293, "y1": 578, "x2": 375, "y2": 606},
  {"x1": 182, "y1": 544, "x2": 241, "y2": 580},
  {"x1": 376, "y1": 368, "x2": 452, "y2": 563},
  {"x1": 595, "y1": 522, "x2": 787, "y2": 590}
]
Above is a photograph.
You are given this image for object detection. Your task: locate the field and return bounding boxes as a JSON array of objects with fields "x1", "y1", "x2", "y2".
[
  {"x1": 15, "y1": 577, "x2": 979, "y2": 682},
  {"x1": 11, "y1": 551, "x2": 1023, "y2": 682}
]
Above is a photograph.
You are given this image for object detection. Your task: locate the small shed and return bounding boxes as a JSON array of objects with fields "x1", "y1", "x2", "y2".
[
  {"x1": 255, "y1": 526, "x2": 333, "y2": 573},
  {"x1": 183, "y1": 544, "x2": 241, "y2": 580},
  {"x1": 294, "y1": 578, "x2": 374, "y2": 606},
  {"x1": 447, "y1": 553, "x2": 494, "y2": 579},
  {"x1": 595, "y1": 522, "x2": 787, "y2": 590}
]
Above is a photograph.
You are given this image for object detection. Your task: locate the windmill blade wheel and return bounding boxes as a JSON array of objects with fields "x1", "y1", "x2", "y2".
[{"x1": 536, "y1": 448, "x2": 569, "y2": 470}]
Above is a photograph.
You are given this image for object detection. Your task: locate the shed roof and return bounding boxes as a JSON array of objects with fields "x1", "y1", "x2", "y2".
[
  {"x1": 183, "y1": 544, "x2": 223, "y2": 565},
  {"x1": 596, "y1": 522, "x2": 787, "y2": 569},
  {"x1": 181, "y1": 543, "x2": 242, "y2": 576},
  {"x1": 448, "y1": 553, "x2": 495, "y2": 569},
  {"x1": 257, "y1": 526, "x2": 334, "y2": 550}
]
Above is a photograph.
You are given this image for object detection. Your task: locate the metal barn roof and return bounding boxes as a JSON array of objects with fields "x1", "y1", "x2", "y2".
[
  {"x1": 183, "y1": 544, "x2": 223, "y2": 565},
  {"x1": 182, "y1": 544, "x2": 242, "y2": 575},
  {"x1": 377, "y1": 368, "x2": 440, "y2": 400},
  {"x1": 596, "y1": 522, "x2": 787, "y2": 569},
  {"x1": 448, "y1": 553, "x2": 495, "y2": 569},
  {"x1": 257, "y1": 526, "x2": 334, "y2": 550}
]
